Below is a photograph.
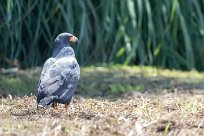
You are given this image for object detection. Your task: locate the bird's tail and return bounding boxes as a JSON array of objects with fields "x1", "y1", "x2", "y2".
[{"x1": 37, "y1": 96, "x2": 58, "y2": 108}]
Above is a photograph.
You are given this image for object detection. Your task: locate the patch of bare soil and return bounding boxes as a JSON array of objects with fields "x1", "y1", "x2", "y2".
[{"x1": 0, "y1": 91, "x2": 203, "y2": 136}]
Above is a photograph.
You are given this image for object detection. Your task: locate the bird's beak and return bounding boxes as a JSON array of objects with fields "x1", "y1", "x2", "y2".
[{"x1": 70, "y1": 36, "x2": 78, "y2": 44}]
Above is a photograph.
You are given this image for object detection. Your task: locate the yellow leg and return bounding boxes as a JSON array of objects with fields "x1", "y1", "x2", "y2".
[
  {"x1": 65, "y1": 103, "x2": 69, "y2": 110},
  {"x1": 52, "y1": 101, "x2": 58, "y2": 109}
]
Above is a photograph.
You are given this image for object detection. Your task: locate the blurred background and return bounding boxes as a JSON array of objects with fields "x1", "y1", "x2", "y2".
[
  {"x1": 1, "y1": 1, "x2": 204, "y2": 135},
  {"x1": 0, "y1": 0, "x2": 204, "y2": 71}
]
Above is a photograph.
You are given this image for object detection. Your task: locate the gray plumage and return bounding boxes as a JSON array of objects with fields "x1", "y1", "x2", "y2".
[{"x1": 37, "y1": 32, "x2": 80, "y2": 108}]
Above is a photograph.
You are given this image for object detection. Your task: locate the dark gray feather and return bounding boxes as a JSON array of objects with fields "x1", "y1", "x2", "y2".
[{"x1": 37, "y1": 33, "x2": 80, "y2": 107}]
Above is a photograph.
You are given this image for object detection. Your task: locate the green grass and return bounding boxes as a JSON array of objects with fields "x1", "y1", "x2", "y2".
[
  {"x1": 0, "y1": 77, "x2": 38, "y2": 95},
  {"x1": 1, "y1": 1, "x2": 204, "y2": 71},
  {"x1": 1, "y1": 66, "x2": 204, "y2": 97}
]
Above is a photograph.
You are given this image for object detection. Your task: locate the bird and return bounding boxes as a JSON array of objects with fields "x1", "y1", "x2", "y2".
[{"x1": 37, "y1": 32, "x2": 80, "y2": 110}]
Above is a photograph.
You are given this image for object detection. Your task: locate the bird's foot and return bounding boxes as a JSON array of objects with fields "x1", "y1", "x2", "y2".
[
  {"x1": 52, "y1": 101, "x2": 58, "y2": 109},
  {"x1": 65, "y1": 103, "x2": 69, "y2": 110}
]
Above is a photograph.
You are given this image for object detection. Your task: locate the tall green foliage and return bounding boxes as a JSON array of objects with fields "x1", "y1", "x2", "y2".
[{"x1": 0, "y1": 0, "x2": 204, "y2": 70}]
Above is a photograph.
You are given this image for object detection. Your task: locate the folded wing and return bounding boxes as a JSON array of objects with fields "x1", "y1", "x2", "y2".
[{"x1": 37, "y1": 57, "x2": 80, "y2": 107}]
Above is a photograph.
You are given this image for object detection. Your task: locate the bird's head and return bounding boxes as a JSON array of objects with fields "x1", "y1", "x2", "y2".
[{"x1": 54, "y1": 32, "x2": 78, "y2": 49}]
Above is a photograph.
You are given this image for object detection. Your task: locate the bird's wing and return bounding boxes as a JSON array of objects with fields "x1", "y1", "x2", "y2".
[
  {"x1": 40, "y1": 58, "x2": 55, "y2": 81},
  {"x1": 37, "y1": 57, "x2": 80, "y2": 105}
]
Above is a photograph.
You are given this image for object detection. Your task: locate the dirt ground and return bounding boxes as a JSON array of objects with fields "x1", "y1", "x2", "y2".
[
  {"x1": 0, "y1": 91, "x2": 203, "y2": 136},
  {"x1": 0, "y1": 66, "x2": 204, "y2": 135}
]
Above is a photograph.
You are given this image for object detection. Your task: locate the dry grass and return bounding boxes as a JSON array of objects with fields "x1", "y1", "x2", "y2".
[
  {"x1": 0, "y1": 66, "x2": 204, "y2": 135},
  {"x1": 0, "y1": 91, "x2": 203, "y2": 136}
]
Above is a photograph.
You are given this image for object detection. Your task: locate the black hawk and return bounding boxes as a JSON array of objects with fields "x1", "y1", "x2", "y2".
[{"x1": 37, "y1": 32, "x2": 80, "y2": 109}]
